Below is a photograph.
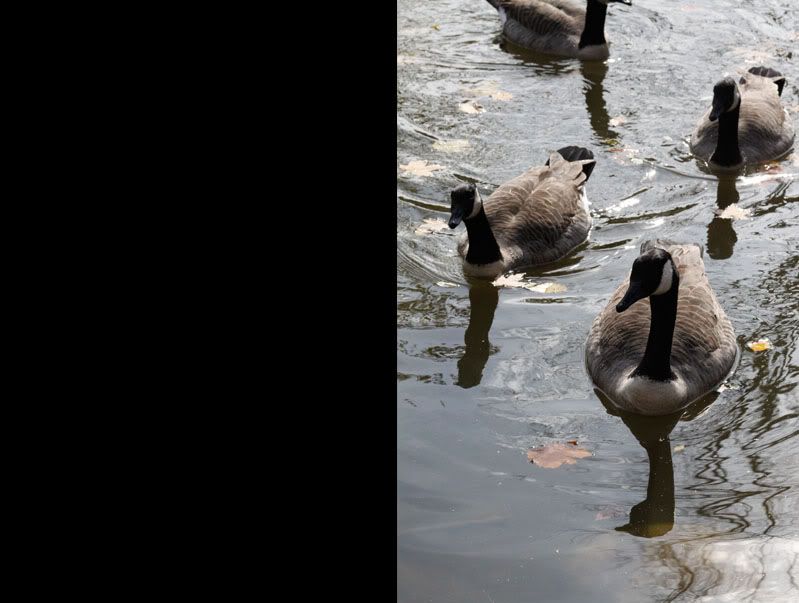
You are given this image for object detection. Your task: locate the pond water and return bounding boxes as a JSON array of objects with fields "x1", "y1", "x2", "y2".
[{"x1": 397, "y1": 1, "x2": 799, "y2": 600}]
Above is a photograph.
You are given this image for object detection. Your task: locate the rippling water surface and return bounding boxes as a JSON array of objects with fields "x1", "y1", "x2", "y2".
[{"x1": 397, "y1": 1, "x2": 798, "y2": 601}]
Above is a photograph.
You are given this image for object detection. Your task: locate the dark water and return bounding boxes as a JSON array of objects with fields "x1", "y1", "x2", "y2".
[{"x1": 397, "y1": 0, "x2": 799, "y2": 600}]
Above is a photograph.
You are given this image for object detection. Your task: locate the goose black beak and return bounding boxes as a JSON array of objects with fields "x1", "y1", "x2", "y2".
[
  {"x1": 709, "y1": 98, "x2": 726, "y2": 122},
  {"x1": 449, "y1": 207, "x2": 465, "y2": 229},
  {"x1": 616, "y1": 281, "x2": 646, "y2": 312}
]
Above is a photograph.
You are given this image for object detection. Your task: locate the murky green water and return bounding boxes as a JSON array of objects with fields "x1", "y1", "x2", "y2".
[{"x1": 397, "y1": 1, "x2": 799, "y2": 601}]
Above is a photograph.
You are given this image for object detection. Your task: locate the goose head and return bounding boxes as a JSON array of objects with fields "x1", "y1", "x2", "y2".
[
  {"x1": 709, "y1": 77, "x2": 741, "y2": 122},
  {"x1": 616, "y1": 248, "x2": 676, "y2": 312},
  {"x1": 448, "y1": 184, "x2": 483, "y2": 229}
]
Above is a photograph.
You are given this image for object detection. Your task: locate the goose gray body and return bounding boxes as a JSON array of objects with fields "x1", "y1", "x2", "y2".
[
  {"x1": 454, "y1": 150, "x2": 593, "y2": 278},
  {"x1": 586, "y1": 240, "x2": 737, "y2": 415},
  {"x1": 690, "y1": 68, "x2": 795, "y2": 170},
  {"x1": 485, "y1": 0, "x2": 630, "y2": 60}
]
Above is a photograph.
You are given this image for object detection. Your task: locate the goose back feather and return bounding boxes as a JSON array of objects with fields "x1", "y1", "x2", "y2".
[{"x1": 456, "y1": 149, "x2": 594, "y2": 275}]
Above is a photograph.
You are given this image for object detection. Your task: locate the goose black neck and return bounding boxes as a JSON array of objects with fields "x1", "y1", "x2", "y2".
[
  {"x1": 632, "y1": 267, "x2": 680, "y2": 381},
  {"x1": 464, "y1": 207, "x2": 503, "y2": 265},
  {"x1": 579, "y1": 0, "x2": 608, "y2": 49},
  {"x1": 711, "y1": 103, "x2": 743, "y2": 167}
]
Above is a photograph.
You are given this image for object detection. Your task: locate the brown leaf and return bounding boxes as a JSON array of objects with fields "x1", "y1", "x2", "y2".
[{"x1": 527, "y1": 442, "x2": 591, "y2": 469}]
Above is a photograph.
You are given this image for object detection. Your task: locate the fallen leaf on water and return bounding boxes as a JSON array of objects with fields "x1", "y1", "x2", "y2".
[
  {"x1": 491, "y1": 90, "x2": 513, "y2": 101},
  {"x1": 415, "y1": 218, "x2": 450, "y2": 235},
  {"x1": 747, "y1": 338, "x2": 772, "y2": 352},
  {"x1": 400, "y1": 159, "x2": 444, "y2": 177},
  {"x1": 493, "y1": 274, "x2": 567, "y2": 293},
  {"x1": 432, "y1": 24, "x2": 440, "y2": 31},
  {"x1": 458, "y1": 100, "x2": 485, "y2": 114},
  {"x1": 527, "y1": 442, "x2": 591, "y2": 469},
  {"x1": 436, "y1": 281, "x2": 459, "y2": 288},
  {"x1": 566, "y1": 439, "x2": 578, "y2": 445},
  {"x1": 673, "y1": 445, "x2": 685, "y2": 453},
  {"x1": 432, "y1": 139, "x2": 471, "y2": 153},
  {"x1": 717, "y1": 204, "x2": 751, "y2": 221},
  {"x1": 609, "y1": 115, "x2": 627, "y2": 127}
]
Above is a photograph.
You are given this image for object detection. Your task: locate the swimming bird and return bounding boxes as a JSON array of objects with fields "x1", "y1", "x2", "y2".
[
  {"x1": 448, "y1": 146, "x2": 595, "y2": 279},
  {"x1": 585, "y1": 240, "x2": 737, "y2": 416},
  {"x1": 484, "y1": 0, "x2": 632, "y2": 61},
  {"x1": 690, "y1": 66, "x2": 795, "y2": 171}
]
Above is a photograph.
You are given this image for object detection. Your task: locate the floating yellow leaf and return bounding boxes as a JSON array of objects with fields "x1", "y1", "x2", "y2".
[
  {"x1": 673, "y1": 445, "x2": 685, "y2": 453},
  {"x1": 432, "y1": 24, "x2": 440, "y2": 31},
  {"x1": 432, "y1": 139, "x2": 471, "y2": 153},
  {"x1": 414, "y1": 218, "x2": 450, "y2": 235},
  {"x1": 400, "y1": 159, "x2": 444, "y2": 177},
  {"x1": 747, "y1": 338, "x2": 772, "y2": 352},
  {"x1": 458, "y1": 100, "x2": 485, "y2": 114},
  {"x1": 527, "y1": 442, "x2": 591, "y2": 469}
]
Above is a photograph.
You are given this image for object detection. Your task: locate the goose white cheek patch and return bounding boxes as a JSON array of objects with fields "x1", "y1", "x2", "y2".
[
  {"x1": 467, "y1": 193, "x2": 483, "y2": 219},
  {"x1": 652, "y1": 262, "x2": 674, "y2": 296}
]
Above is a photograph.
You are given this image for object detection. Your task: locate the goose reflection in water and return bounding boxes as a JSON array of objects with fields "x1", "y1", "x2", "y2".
[
  {"x1": 706, "y1": 176, "x2": 740, "y2": 260},
  {"x1": 597, "y1": 391, "x2": 718, "y2": 538},
  {"x1": 456, "y1": 282, "x2": 499, "y2": 389},
  {"x1": 581, "y1": 61, "x2": 618, "y2": 144}
]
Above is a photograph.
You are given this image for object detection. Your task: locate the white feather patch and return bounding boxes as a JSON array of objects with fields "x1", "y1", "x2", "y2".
[
  {"x1": 652, "y1": 262, "x2": 674, "y2": 296},
  {"x1": 615, "y1": 374, "x2": 689, "y2": 415},
  {"x1": 467, "y1": 191, "x2": 483, "y2": 220},
  {"x1": 463, "y1": 259, "x2": 505, "y2": 279}
]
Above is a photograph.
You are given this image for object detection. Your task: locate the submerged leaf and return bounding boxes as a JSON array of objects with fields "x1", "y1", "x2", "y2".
[
  {"x1": 491, "y1": 90, "x2": 513, "y2": 101},
  {"x1": 432, "y1": 139, "x2": 470, "y2": 153},
  {"x1": 415, "y1": 218, "x2": 450, "y2": 235},
  {"x1": 747, "y1": 338, "x2": 772, "y2": 352},
  {"x1": 400, "y1": 159, "x2": 444, "y2": 177},
  {"x1": 463, "y1": 81, "x2": 513, "y2": 101},
  {"x1": 527, "y1": 442, "x2": 591, "y2": 469}
]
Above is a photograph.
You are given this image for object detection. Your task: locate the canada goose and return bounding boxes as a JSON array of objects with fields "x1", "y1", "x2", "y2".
[
  {"x1": 690, "y1": 66, "x2": 795, "y2": 171},
  {"x1": 585, "y1": 240, "x2": 737, "y2": 416},
  {"x1": 484, "y1": 0, "x2": 632, "y2": 61},
  {"x1": 448, "y1": 146, "x2": 596, "y2": 279}
]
